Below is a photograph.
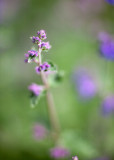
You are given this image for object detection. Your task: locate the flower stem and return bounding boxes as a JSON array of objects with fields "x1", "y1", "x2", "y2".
[{"x1": 38, "y1": 47, "x2": 60, "y2": 139}]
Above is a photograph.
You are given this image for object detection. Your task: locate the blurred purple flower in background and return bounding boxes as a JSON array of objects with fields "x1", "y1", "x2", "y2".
[
  {"x1": 101, "y1": 95, "x2": 114, "y2": 116},
  {"x1": 98, "y1": 32, "x2": 112, "y2": 43},
  {"x1": 72, "y1": 69, "x2": 97, "y2": 100},
  {"x1": 99, "y1": 32, "x2": 114, "y2": 61},
  {"x1": 106, "y1": 0, "x2": 114, "y2": 5},
  {"x1": 28, "y1": 83, "x2": 44, "y2": 96},
  {"x1": 50, "y1": 147, "x2": 70, "y2": 159},
  {"x1": 33, "y1": 124, "x2": 47, "y2": 140}
]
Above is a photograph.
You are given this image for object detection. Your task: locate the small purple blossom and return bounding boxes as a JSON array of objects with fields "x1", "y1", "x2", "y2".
[
  {"x1": 106, "y1": 0, "x2": 114, "y2": 5},
  {"x1": 39, "y1": 41, "x2": 51, "y2": 51},
  {"x1": 31, "y1": 36, "x2": 41, "y2": 44},
  {"x1": 37, "y1": 29, "x2": 47, "y2": 40},
  {"x1": 28, "y1": 50, "x2": 38, "y2": 56},
  {"x1": 33, "y1": 123, "x2": 47, "y2": 140},
  {"x1": 24, "y1": 50, "x2": 38, "y2": 63},
  {"x1": 101, "y1": 95, "x2": 114, "y2": 116},
  {"x1": 35, "y1": 62, "x2": 51, "y2": 74},
  {"x1": 28, "y1": 83, "x2": 44, "y2": 96},
  {"x1": 50, "y1": 147, "x2": 70, "y2": 159},
  {"x1": 72, "y1": 156, "x2": 78, "y2": 160},
  {"x1": 35, "y1": 65, "x2": 45, "y2": 74},
  {"x1": 72, "y1": 70, "x2": 97, "y2": 100},
  {"x1": 43, "y1": 62, "x2": 51, "y2": 70}
]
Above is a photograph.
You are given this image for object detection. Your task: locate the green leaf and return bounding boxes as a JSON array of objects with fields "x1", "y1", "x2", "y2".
[
  {"x1": 54, "y1": 71, "x2": 65, "y2": 82},
  {"x1": 30, "y1": 90, "x2": 46, "y2": 108},
  {"x1": 30, "y1": 93, "x2": 38, "y2": 108},
  {"x1": 48, "y1": 71, "x2": 65, "y2": 87},
  {"x1": 47, "y1": 61, "x2": 57, "y2": 71}
]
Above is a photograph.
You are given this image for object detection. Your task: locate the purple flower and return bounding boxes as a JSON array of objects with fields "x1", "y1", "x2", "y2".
[
  {"x1": 28, "y1": 83, "x2": 44, "y2": 96},
  {"x1": 33, "y1": 123, "x2": 47, "y2": 140},
  {"x1": 73, "y1": 70, "x2": 97, "y2": 100},
  {"x1": 100, "y1": 40, "x2": 114, "y2": 61},
  {"x1": 28, "y1": 50, "x2": 38, "y2": 56},
  {"x1": 101, "y1": 95, "x2": 114, "y2": 116},
  {"x1": 31, "y1": 36, "x2": 36, "y2": 43},
  {"x1": 24, "y1": 50, "x2": 38, "y2": 63},
  {"x1": 35, "y1": 62, "x2": 51, "y2": 74},
  {"x1": 43, "y1": 62, "x2": 51, "y2": 70},
  {"x1": 50, "y1": 147, "x2": 70, "y2": 159},
  {"x1": 37, "y1": 30, "x2": 47, "y2": 40},
  {"x1": 31, "y1": 36, "x2": 41, "y2": 44},
  {"x1": 72, "y1": 156, "x2": 78, "y2": 160},
  {"x1": 35, "y1": 65, "x2": 45, "y2": 74},
  {"x1": 39, "y1": 42, "x2": 51, "y2": 51},
  {"x1": 106, "y1": 0, "x2": 114, "y2": 5}
]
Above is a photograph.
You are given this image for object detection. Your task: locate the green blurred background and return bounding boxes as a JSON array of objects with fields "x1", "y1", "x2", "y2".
[{"x1": 0, "y1": 0, "x2": 114, "y2": 159}]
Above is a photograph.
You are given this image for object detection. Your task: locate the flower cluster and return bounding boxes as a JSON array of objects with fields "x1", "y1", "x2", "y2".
[
  {"x1": 31, "y1": 29, "x2": 51, "y2": 51},
  {"x1": 24, "y1": 29, "x2": 52, "y2": 98},
  {"x1": 39, "y1": 41, "x2": 51, "y2": 51},
  {"x1": 31, "y1": 36, "x2": 41, "y2": 44},
  {"x1": 37, "y1": 30, "x2": 47, "y2": 40},
  {"x1": 99, "y1": 32, "x2": 114, "y2": 61},
  {"x1": 50, "y1": 147, "x2": 70, "y2": 159},
  {"x1": 35, "y1": 62, "x2": 51, "y2": 74},
  {"x1": 24, "y1": 50, "x2": 38, "y2": 63}
]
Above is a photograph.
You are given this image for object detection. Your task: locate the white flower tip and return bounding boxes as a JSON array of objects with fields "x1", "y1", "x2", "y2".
[{"x1": 72, "y1": 156, "x2": 78, "y2": 160}]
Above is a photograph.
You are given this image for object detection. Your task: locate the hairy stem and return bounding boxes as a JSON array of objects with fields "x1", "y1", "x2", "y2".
[{"x1": 38, "y1": 47, "x2": 60, "y2": 138}]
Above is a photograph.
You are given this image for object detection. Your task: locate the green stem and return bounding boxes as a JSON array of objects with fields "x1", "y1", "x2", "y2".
[{"x1": 38, "y1": 47, "x2": 60, "y2": 139}]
